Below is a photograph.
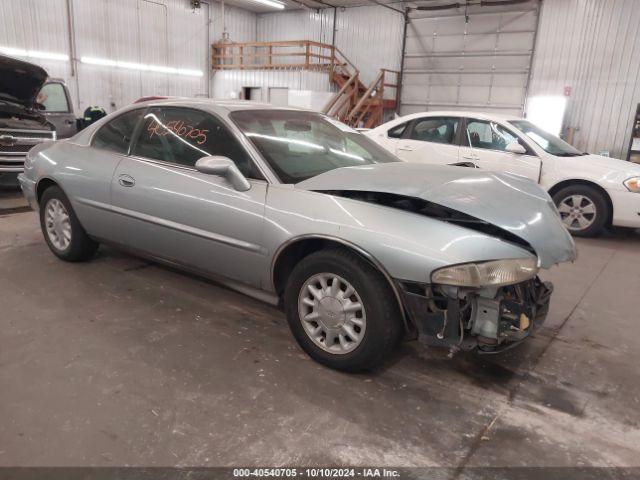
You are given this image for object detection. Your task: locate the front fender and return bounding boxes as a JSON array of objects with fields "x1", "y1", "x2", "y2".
[{"x1": 263, "y1": 187, "x2": 537, "y2": 289}]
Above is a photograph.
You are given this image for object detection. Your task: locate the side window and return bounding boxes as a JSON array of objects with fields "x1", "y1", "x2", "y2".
[
  {"x1": 36, "y1": 83, "x2": 70, "y2": 113},
  {"x1": 92, "y1": 109, "x2": 144, "y2": 154},
  {"x1": 465, "y1": 119, "x2": 521, "y2": 152},
  {"x1": 387, "y1": 122, "x2": 409, "y2": 139},
  {"x1": 409, "y1": 117, "x2": 459, "y2": 145},
  {"x1": 133, "y1": 107, "x2": 262, "y2": 179}
]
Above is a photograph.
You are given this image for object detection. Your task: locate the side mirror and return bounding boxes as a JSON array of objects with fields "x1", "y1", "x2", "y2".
[
  {"x1": 505, "y1": 142, "x2": 527, "y2": 155},
  {"x1": 195, "y1": 156, "x2": 251, "y2": 192}
]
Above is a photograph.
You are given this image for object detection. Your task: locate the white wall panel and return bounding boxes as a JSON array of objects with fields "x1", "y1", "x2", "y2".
[
  {"x1": 0, "y1": 0, "x2": 74, "y2": 102},
  {"x1": 210, "y1": 1, "x2": 256, "y2": 43},
  {"x1": 333, "y1": 6, "x2": 404, "y2": 86},
  {"x1": 256, "y1": 6, "x2": 403, "y2": 86},
  {"x1": 528, "y1": 0, "x2": 640, "y2": 159},
  {"x1": 73, "y1": 0, "x2": 209, "y2": 111},
  {"x1": 212, "y1": 69, "x2": 330, "y2": 101},
  {"x1": 257, "y1": 9, "x2": 333, "y2": 45},
  {"x1": 1, "y1": 0, "x2": 212, "y2": 114}
]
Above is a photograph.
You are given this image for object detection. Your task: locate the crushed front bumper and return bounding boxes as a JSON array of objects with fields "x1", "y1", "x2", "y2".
[{"x1": 399, "y1": 277, "x2": 553, "y2": 353}]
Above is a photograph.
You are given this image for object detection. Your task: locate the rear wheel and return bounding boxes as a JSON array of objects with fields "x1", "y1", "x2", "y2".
[
  {"x1": 39, "y1": 186, "x2": 98, "y2": 261},
  {"x1": 552, "y1": 185, "x2": 608, "y2": 237},
  {"x1": 284, "y1": 248, "x2": 402, "y2": 372}
]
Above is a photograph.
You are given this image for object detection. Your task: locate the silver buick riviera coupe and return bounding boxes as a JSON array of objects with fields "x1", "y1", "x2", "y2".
[{"x1": 18, "y1": 99, "x2": 576, "y2": 371}]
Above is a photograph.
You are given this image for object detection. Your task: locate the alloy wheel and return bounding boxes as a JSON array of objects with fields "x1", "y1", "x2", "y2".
[
  {"x1": 44, "y1": 198, "x2": 72, "y2": 251},
  {"x1": 298, "y1": 273, "x2": 366, "y2": 354},
  {"x1": 557, "y1": 194, "x2": 597, "y2": 231}
]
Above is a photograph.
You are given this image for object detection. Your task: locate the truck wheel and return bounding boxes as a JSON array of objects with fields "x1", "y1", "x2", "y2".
[
  {"x1": 39, "y1": 186, "x2": 98, "y2": 262},
  {"x1": 284, "y1": 248, "x2": 402, "y2": 372},
  {"x1": 552, "y1": 185, "x2": 608, "y2": 237}
]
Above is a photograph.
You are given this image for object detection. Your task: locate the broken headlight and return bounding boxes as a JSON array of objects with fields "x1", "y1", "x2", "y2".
[{"x1": 431, "y1": 258, "x2": 539, "y2": 288}]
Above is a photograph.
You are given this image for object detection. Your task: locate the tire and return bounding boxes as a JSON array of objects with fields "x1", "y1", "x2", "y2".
[
  {"x1": 39, "y1": 185, "x2": 98, "y2": 262},
  {"x1": 552, "y1": 185, "x2": 609, "y2": 237},
  {"x1": 284, "y1": 248, "x2": 402, "y2": 372}
]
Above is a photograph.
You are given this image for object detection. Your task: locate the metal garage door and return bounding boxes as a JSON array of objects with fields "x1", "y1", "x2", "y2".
[{"x1": 400, "y1": 0, "x2": 540, "y2": 117}]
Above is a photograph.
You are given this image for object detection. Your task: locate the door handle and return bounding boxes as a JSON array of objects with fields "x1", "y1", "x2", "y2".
[
  {"x1": 64, "y1": 119, "x2": 74, "y2": 125},
  {"x1": 118, "y1": 174, "x2": 135, "y2": 187},
  {"x1": 398, "y1": 145, "x2": 415, "y2": 152}
]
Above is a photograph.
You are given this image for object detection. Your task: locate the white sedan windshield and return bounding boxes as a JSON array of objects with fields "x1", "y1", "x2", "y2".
[{"x1": 510, "y1": 120, "x2": 586, "y2": 157}]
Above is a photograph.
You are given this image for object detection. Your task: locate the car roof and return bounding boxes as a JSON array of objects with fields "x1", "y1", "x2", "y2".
[
  {"x1": 131, "y1": 97, "x2": 311, "y2": 114},
  {"x1": 391, "y1": 110, "x2": 524, "y2": 123}
]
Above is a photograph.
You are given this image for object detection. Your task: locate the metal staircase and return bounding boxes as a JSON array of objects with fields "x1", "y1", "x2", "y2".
[{"x1": 211, "y1": 40, "x2": 398, "y2": 129}]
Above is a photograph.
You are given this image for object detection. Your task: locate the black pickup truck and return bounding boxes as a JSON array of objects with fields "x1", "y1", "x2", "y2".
[{"x1": 0, "y1": 55, "x2": 76, "y2": 186}]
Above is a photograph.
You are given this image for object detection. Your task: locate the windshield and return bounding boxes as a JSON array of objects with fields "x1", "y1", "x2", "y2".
[
  {"x1": 231, "y1": 110, "x2": 399, "y2": 183},
  {"x1": 510, "y1": 120, "x2": 586, "y2": 156}
]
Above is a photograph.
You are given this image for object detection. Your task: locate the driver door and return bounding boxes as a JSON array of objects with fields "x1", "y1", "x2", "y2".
[
  {"x1": 110, "y1": 106, "x2": 268, "y2": 286},
  {"x1": 460, "y1": 118, "x2": 542, "y2": 182}
]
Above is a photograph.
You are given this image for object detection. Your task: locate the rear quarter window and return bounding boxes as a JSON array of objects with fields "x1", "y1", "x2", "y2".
[{"x1": 92, "y1": 109, "x2": 144, "y2": 154}]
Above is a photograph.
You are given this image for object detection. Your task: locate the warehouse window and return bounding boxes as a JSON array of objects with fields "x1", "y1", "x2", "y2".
[
  {"x1": 132, "y1": 107, "x2": 262, "y2": 179},
  {"x1": 409, "y1": 117, "x2": 459, "y2": 145},
  {"x1": 92, "y1": 109, "x2": 144, "y2": 154}
]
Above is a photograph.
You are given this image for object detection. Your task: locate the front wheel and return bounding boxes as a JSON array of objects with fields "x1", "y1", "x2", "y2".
[
  {"x1": 552, "y1": 185, "x2": 609, "y2": 237},
  {"x1": 284, "y1": 249, "x2": 402, "y2": 372}
]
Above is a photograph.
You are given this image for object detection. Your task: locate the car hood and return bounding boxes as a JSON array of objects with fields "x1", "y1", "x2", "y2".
[
  {"x1": 0, "y1": 55, "x2": 48, "y2": 108},
  {"x1": 296, "y1": 162, "x2": 576, "y2": 269},
  {"x1": 554, "y1": 153, "x2": 640, "y2": 178}
]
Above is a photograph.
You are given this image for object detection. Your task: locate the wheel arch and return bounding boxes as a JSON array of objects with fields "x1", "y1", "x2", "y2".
[
  {"x1": 36, "y1": 177, "x2": 62, "y2": 205},
  {"x1": 271, "y1": 235, "x2": 410, "y2": 331},
  {"x1": 548, "y1": 179, "x2": 614, "y2": 225}
]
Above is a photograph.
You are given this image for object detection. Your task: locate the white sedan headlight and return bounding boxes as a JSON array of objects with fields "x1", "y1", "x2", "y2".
[
  {"x1": 431, "y1": 258, "x2": 539, "y2": 288},
  {"x1": 623, "y1": 177, "x2": 640, "y2": 193}
]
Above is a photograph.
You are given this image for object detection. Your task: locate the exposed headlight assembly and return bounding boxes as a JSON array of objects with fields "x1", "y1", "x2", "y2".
[
  {"x1": 431, "y1": 258, "x2": 539, "y2": 288},
  {"x1": 623, "y1": 177, "x2": 640, "y2": 193}
]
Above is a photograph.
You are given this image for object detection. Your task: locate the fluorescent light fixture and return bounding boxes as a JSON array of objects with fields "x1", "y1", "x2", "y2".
[
  {"x1": 80, "y1": 56, "x2": 203, "y2": 77},
  {"x1": 526, "y1": 95, "x2": 567, "y2": 136},
  {"x1": 247, "y1": 0, "x2": 285, "y2": 9},
  {"x1": 0, "y1": 45, "x2": 69, "y2": 61},
  {"x1": 80, "y1": 56, "x2": 116, "y2": 67}
]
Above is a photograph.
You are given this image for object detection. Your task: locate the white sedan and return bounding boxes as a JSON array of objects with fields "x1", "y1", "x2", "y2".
[{"x1": 367, "y1": 111, "x2": 640, "y2": 237}]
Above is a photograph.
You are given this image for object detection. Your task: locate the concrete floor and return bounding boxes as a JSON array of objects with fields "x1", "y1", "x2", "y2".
[{"x1": 1, "y1": 188, "x2": 640, "y2": 470}]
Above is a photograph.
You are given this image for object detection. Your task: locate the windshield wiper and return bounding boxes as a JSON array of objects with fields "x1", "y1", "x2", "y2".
[{"x1": 555, "y1": 152, "x2": 587, "y2": 157}]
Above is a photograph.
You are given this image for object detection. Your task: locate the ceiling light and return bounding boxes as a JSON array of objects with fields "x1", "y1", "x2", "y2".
[
  {"x1": 247, "y1": 0, "x2": 285, "y2": 9},
  {"x1": 80, "y1": 56, "x2": 203, "y2": 77},
  {"x1": 0, "y1": 45, "x2": 69, "y2": 61}
]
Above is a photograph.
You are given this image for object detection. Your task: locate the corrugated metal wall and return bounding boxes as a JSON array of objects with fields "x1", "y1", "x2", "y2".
[
  {"x1": 0, "y1": 0, "x2": 74, "y2": 99},
  {"x1": 333, "y1": 7, "x2": 404, "y2": 87},
  {"x1": 210, "y1": 2, "x2": 256, "y2": 43},
  {"x1": 1, "y1": 0, "x2": 215, "y2": 114},
  {"x1": 256, "y1": 6, "x2": 404, "y2": 86},
  {"x1": 4, "y1": 0, "x2": 637, "y2": 157},
  {"x1": 529, "y1": 0, "x2": 640, "y2": 159},
  {"x1": 257, "y1": 9, "x2": 333, "y2": 46}
]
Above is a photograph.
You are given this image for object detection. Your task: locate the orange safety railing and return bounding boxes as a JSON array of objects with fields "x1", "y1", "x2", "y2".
[
  {"x1": 211, "y1": 40, "x2": 398, "y2": 128},
  {"x1": 212, "y1": 40, "x2": 338, "y2": 70}
]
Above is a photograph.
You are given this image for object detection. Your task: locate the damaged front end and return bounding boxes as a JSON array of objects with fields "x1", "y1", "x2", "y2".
[{"x1": 399, "y1": 278, "x2": 553, "y2": 353}]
